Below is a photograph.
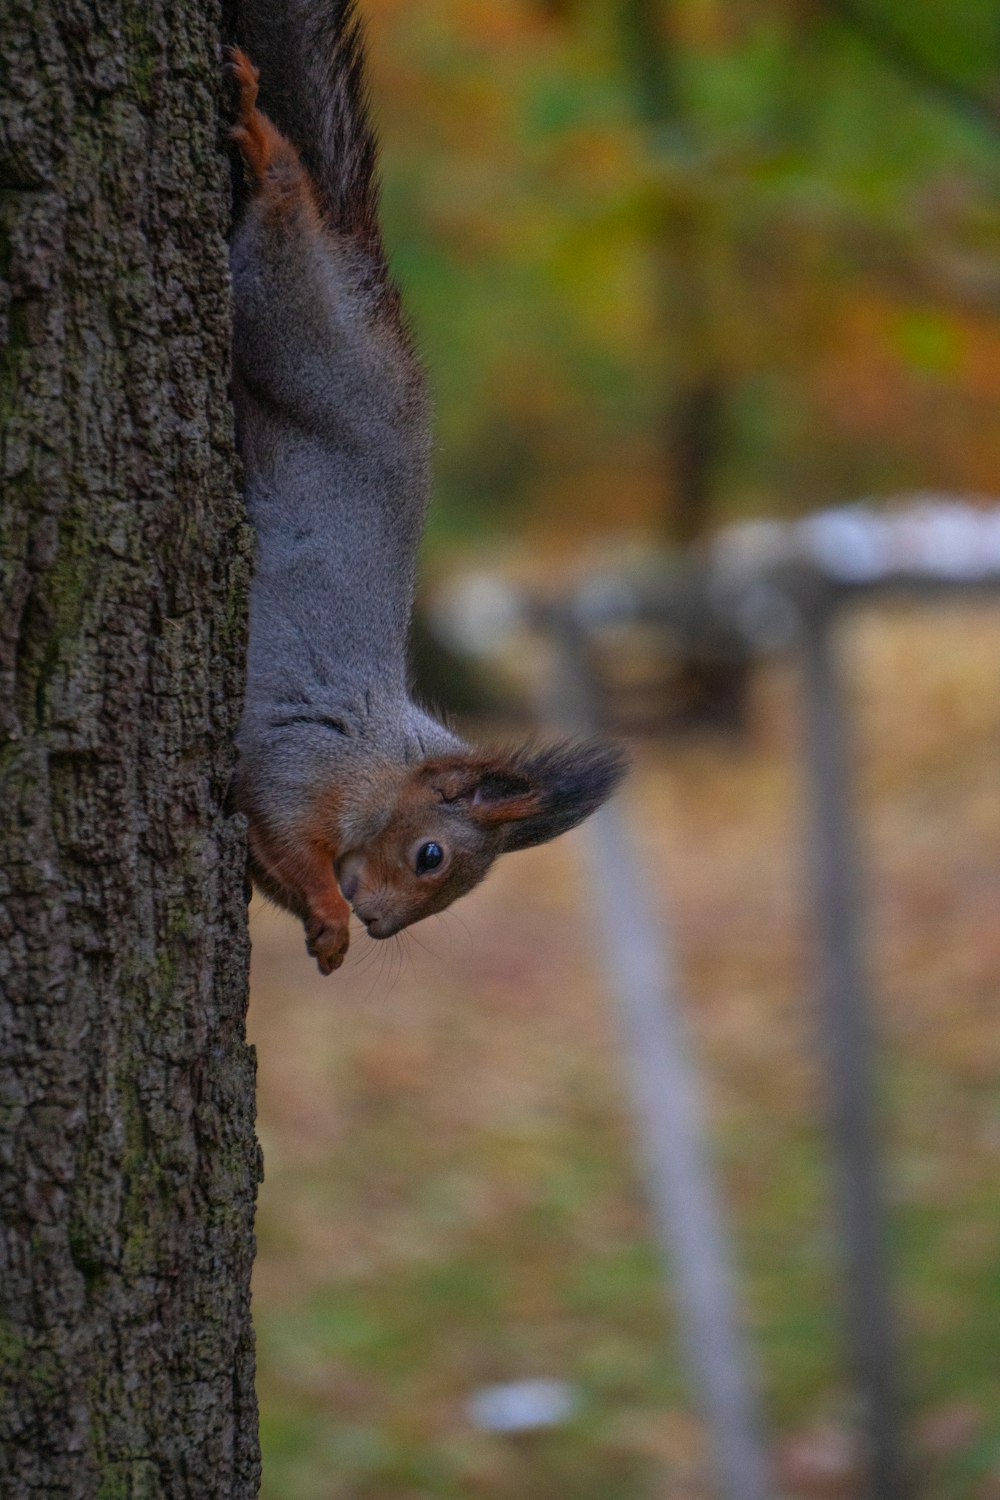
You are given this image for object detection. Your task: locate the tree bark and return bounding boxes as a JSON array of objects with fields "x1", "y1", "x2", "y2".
[{"x1": 0, "y1": 2, "x2": 259, "y2": 1496}]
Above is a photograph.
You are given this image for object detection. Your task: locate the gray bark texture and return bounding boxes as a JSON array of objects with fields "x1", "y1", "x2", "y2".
[{"x1": 0, "y1": 1, "x2": 260, "y2": 1496}]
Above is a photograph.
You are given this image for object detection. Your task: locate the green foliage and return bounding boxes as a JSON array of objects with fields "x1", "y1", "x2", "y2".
[{"x1": 367, "y1": 0, "x2": 1000, "y2": 547}]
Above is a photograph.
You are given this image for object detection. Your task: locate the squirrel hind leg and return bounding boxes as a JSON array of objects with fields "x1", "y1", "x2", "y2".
[{"x1": 227, "y1": 46, "x2": 295, "y2": 186}]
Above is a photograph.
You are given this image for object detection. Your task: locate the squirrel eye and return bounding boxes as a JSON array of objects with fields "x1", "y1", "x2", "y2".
[{"x1": 415, "y1": 841, "x2": 444, "y2": 875}]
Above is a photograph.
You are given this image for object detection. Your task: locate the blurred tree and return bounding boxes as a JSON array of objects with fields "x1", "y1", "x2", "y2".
[
  {"x1": 619, "y1": 0, "x2": 726, "y2": 548},
  {"x1": 0, "y1": 3, "x2": 259, "y2": 1495},
  {"x1": 368, "y1": 0, "x2": 1000, "y2": 550}
]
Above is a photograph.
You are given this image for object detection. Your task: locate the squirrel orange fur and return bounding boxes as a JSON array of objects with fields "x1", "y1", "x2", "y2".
[{"x1": 228, "y1": 11, "x2": 625, "y2": 974}]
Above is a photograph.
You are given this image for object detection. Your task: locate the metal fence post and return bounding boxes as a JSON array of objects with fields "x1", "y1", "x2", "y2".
[
  {"x1": 798, "y1": 594, "x2": 909, "y2": 1500},
  {"x1": 548, "y1": 612, "x2": 771, "y2": 1500}
]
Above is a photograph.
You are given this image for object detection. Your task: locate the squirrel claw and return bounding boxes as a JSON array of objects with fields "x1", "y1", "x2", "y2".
[{"x1": 306, "y1": 916, "x2": 350, "y2": 975}]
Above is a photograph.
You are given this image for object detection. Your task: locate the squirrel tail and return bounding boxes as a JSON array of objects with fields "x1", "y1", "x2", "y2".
[{"x1": 235, "y1": 0, "x2": 382, "y2": 250}]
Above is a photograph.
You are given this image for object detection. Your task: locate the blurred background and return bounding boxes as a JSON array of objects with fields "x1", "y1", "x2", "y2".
[{"x1": 248, "y1": 1, "x2": 1000, "y2": 1495}]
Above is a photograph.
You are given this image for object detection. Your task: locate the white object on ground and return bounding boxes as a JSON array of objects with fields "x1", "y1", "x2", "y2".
[{"x1": 466, "y1": 1379, "x2": 579, "y2": 1433}]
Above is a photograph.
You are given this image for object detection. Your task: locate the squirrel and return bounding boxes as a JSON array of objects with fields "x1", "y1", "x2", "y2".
[{"x1": 227, "y1": 3, "x2": 626, "y2": 975}]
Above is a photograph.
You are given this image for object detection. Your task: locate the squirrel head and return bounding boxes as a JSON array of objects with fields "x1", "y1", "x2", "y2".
[{"x1": 335, "y1": 739, "x2": 627, "y2": 939}]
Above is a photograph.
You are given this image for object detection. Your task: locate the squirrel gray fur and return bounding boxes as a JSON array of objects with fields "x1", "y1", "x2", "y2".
[{"x1": 228, "y1": 3, "x2": 626, "y2": 974}]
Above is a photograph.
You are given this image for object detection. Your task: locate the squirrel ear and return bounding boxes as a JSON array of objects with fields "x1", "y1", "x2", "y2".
[
  {"x1": 425, "y1": 760, "x2": 534, "y2": 810},
  {"x1": 467, "y1": 740, "x2": 628, "y2": 852}
]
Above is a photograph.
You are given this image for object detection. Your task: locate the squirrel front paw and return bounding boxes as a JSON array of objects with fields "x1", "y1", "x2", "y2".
[{"x1": 306, "y1": 915, "x2": 350, "y2": 975}]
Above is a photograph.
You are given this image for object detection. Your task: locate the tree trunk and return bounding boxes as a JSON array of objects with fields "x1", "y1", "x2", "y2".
[
  {"x1": 620, "y1": 0, "x2": 724, "y2": 548},
  {"x1": 0, "y1": 2, "x2": 259, "y2": 1496}
]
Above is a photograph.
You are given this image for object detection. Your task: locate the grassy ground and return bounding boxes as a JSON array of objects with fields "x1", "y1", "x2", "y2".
[{"x1": 249, "y1": 605, "x2": 1000, "y2": 1500}]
